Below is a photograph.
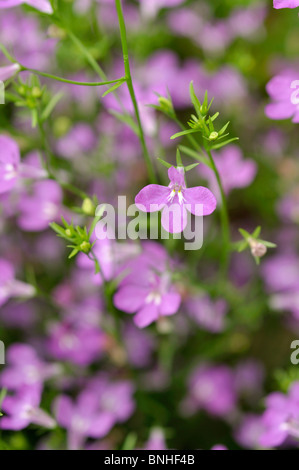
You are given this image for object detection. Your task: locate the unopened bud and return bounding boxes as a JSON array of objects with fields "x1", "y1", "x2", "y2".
[
  {"x1": 65, "y1": 229, "x2": 72, "y2": 238},
  {"x1": 31, "y1": 87, "x2": 42, "y2": 99},
  {"x1": 249, "y1": 239, "x2": 267, "y2": 258},
  {"x1": 158, "y1": 96, "x2": 173, "y2": 114},
  {"x1": 82, "y1": 198, "x2": 95, "y2": 216},
  {"x1": 80, "y1": 241, "x2": 91, "y2": 253},
  {"x1": 47, "y1": 25, "x2": 67, "y2": 40},
  {"x1": 209, "y1": 131, "x2": 218, "y2": 141}
]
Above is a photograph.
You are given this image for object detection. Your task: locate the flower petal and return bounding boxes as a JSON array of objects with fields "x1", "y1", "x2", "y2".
[
  {"x1": 184, "y1": 187, "x2": 217, "y2": 216},
  {"x1": 114, "y1": 285, "x2": 149, "y2": 313},
  {"x1": 135, "y1": 184, "x2": 170, "y2": 212},
  {"x1": 161, "y1": 202, "x2": 188, "y2": 233},
  {"x1": 134, "y1": 304, "x2": 159, "y2": 328},
  {"x1": 160, "y1": 292, "x2": 181, "y2": 316}
]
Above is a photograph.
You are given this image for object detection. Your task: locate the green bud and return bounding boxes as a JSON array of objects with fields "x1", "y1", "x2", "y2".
[
  {"x1": 82, "y1": 198, "x2": 95, "y2": 216},
  {"x1": 31, "y1": 87, "x2": 42, "y2": 99},
  {"x1": 158, "y1": 97, "x2": 173, "y2": 115},
  {"x1": 209, "y1": 131, "x2": 219, "y2": 141},
  {"x1": 17, "y1": 86, "x2": 27, "y2": 96},
  {"x1": 80, "y1": 241, "x2": 91, "y2": 254},
  {"x1": 65, "y1": 229, "x2": 72, "y2": 238}
]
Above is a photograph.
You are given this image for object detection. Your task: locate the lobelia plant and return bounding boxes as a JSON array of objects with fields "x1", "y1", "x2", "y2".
[{"x1": 0, "y1": 0, "x2": 297, "y2": 452}]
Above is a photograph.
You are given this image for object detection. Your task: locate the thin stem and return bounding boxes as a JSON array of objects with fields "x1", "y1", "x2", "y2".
[
  {"x1": 22, "y1": 67, "x2": 125, "y2": 87},
  {"x1": 115, "y1": 0, "x2": 156, "y2": 183},
  {"x1": 206, "y1": 148, "x2": 230, "y2": 275}
]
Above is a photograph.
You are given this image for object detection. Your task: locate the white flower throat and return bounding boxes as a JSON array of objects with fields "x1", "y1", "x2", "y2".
[{"x1": 167, "y1": 183, "x2": 185, "y2": 205}]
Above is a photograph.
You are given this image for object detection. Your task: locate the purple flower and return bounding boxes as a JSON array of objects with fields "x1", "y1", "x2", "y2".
[
  {"x1": 0, "y1": 258, "x2": 35, "y2": 307},
  {"x1": 135, "y1": 166, "x2": 216, "y2": 234},
  {"x1": 17, "y1": 180, "x2": 63, "y2": 231},
  {"x1": 47, "y1": 321, "x2": 105, "y2": 366},
  {"x1": 0, "y1": 344, "x2": 60, "y2": 390},
  {"x1": 182, "y1": 364, "x2": 237, "y2": 418},
  {"x1": 265, "y1": 74, "x2": 299, "y2": 123},
  {"x1": 0, "y1": 63, "x2": 20, "y2": 81},
  {"x1": 114, "y1": 242, "x2": 181, "y2": 328},
  {"x1": 259, "y1": 382, "x2": 299, "y2": 448},
  {"x1": 0, "y1": 385, "x2": 56, "y2": 431},
  {"x1": 138, "y1": 0, "x2": 184, "y2": 18},
  {"x1": 185, "y1": 295, "x2": 227, "y2": 333},
  {"x1": 235, "y1": 414, "x2": 265, "y2": 449},
  {"x1": 54, "y1": 390, "x2": 114, "y2": 450},
  {"x1": 274, "y1": 0, "x2": 299, "y2": 8},
  {"x1": 200, "y1": 145, "x2": 257, "y2": 199},
  {"x1": 0, "y1": 135, "x2": 47, "y2": 194},
  {"x1": 0, "y1": 0, "x2": 53, "y2": 14},
  {"x1": 143, "y1": 428, "x2": 167, "y2": 450}
]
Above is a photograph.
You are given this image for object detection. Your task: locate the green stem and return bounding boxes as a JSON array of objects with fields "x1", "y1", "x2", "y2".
[
  {"x1": 22, "y1": 67, "x2": 125, "y2": 87},
  {"x1": 115, "y1": 0, "x2": 156, "y2": 183},
  {"x1": 206, "y1": 148, "x2": 230, "y2": 274}
]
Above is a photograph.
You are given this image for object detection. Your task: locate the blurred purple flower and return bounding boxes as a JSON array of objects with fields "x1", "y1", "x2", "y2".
[
  {"x1": 265, "y1": 74, "x2": 299, "y2": 123},
  {"x1": 0, "y1": 385, "x2": 55, "y2": 431},
  {"x1": 0, "y1": 344, "x2": 60, "y2": 390},
  {"x1": 0, "y1": 0, "x2": 53, "y2": 14},
  {"x1": 235, "y1": 414, "x2": 265, "y2": 449},
  {"x1": 201, "y1": 145, "x2": 257, "y2": 200},
  {"x1": 144, "y1": 428, "x2": 167, "y2": 450},
  {"x1": 0, "y1": 258, "x2": 35, "y2": 307},
  {"x1": 182, "y1": 364, "x2": 237, "y2": 418},
  {"x1": 114, "y1": 242, "x2": 181, "y2": 328},
  {"x1": 54, "y1": 390, "x2": 115, "y2": 450},
  {"x1": 185, "y1": 295, "x2": 227, "y2": 333},
  {"x1": 47, "y1": 321, "x2": 105, "y2": 366},
  {"x1": 0, "y1": 135, "x2": 47, "y2": 194},
  {"x1": 135, "y1": 166, "x2": 216, "y2": 234},
  {"x1": 259, "y1": 382, "x2": 299, "y2": 448},
  {"x1": 17, "y1": 180, "x2": 63, "y2": 231},
  {"x1": 274, "y1": 0, "x2": 299, "y2": 8}
]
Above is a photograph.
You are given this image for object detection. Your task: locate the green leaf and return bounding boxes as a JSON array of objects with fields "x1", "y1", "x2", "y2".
[
  {"x1": 102, "y1": 79, "x2": 125, "y2": 97},
  {"x1": 170, "y1": 129, "x2": 200, "y2": 140},
  {"x1": 189, "y1": 81, "x2": 202, "y2": 117},
  {"x1": 252, "y1": 226, "x2": 262, "y2": 238},
  {"x1": 68, "y1": 248, "x2": 79, "y2": 259},
  {"x1": 239, "y1": 228, "x2": 251, "y2": 240},
  {"x1": 41, "y1": 92, "x2": 64, "y2": 121},
  {"x1": 176, "y1": 148, "x2": 183, "y2": 167},
  {"x1": 157, "y1": 158, "x2": 172, "y2": 169},
  {"x1": 210, "y1": 137, "x2": 239, "y2": 150},
  {"x1": 185, "y1": 163, "x2": 200, "y2": 172},
  {"x1": 218, "y1": 121, "x2": 230, "y2": 136},
  {"x1": 179, "y1": 145, "x2": 211, "y2": 167}
]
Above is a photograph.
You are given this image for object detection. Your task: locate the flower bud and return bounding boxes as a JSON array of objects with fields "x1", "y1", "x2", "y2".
[
  {"x1": 82, "y1": 198, "x2": 95, "y2": 216},
  {"x1": 209, "y1": 131, "x2": 219, "y2": 141},
  {"x1": 249, "y1": 239, "x2": 267, "y2": 258},
  {"x1": 80, "y1": 241, "x2": 91, "y2": 254}
]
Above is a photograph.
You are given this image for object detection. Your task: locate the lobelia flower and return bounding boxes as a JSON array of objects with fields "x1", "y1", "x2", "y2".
[
  {"x1": 0, "y1": 135, "x2": 47, "y2": 195},
  {"x1": 235, "y1": 414, "x2": 265, "y2": 449},
  {"x1": 259, "y1": 382, "x2": 299, "y2": 448},
  {"x1": 0, "y1": 385, "x2": 56, "y2": 431},
  {"x1": 200, "y1": 145, "x2": 257, "y2": 201},
  {"x1": 47, "y1": 321, "x2": 106, "y2": 366},
  {"x1": 0, "y1": 0, "x2": 53, "y2": 14},
  {"x1": 143, "y1": 428, "x2": 167, "y2": 450},
  {"x1": 17, "y1": 180, "x2": 63, "y2": 231},
  {"x1": 138, "y1": 0, "x2": 184, "y2": 19},
  {"x1": 54, "y1": 390, "x2": 116, "y2": 450},
  {"x1": 0, "y1": 258, "x2": 35, "y2": 307},
  {"x1": 0, "y1": 63, "x2": 20, "y2": 81},
  {"x1": 114, "y1": 242, "x2": 182, "y2": 328},
  {"x1": 273, "y1": 0, "x2": 299, "y2": 8},
  {"x1": 265, "y1": 73, "x2": 299, "y2": 123},
  {"x1": 135, "y1": 166, "x2": 216, "y2": 234},
  {"x1": 185, "y1": 295, "x2": 227, "y2": 333},
  {"x1": 0, "y1": 344, "x2": 61, "y2": 391},
  {"x1": 182, "y1": 364, "x2": 237, "y2": 418}
]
